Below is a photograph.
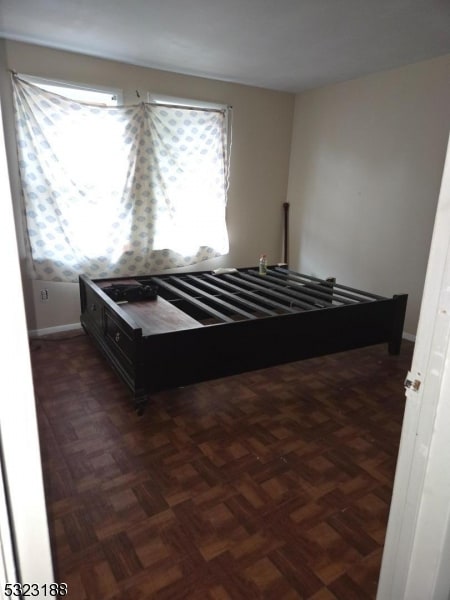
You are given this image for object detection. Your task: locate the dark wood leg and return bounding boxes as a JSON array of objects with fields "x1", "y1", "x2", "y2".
[
  {"x1": 134, "y1": 395, "x2": 147, "y2": 416},
  {"x1": 388, "y1": 294, "x2": 408, "y2": 355}
]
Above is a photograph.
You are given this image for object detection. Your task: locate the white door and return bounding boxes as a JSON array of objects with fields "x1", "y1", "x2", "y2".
[
  {"x1": 0, "y1": 93, "x2": 54, "y2": 593},
  {"x1": 377, "y1": 133, "x2": 450, "y2": 599}
]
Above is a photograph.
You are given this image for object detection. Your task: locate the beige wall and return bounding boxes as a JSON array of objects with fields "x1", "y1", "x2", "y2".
[
  {"x1": 1, "y1": 40, "x2": 294, "y2": 331},
  {"x1": 4, "y1": 39, "x2": 449, "y2": 336},
  {"x1": 287, "y1": 54, "x2": 450, "y2": 336}
]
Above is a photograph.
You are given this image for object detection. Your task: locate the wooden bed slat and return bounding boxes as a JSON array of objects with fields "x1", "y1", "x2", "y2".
[
  {"x1": 276, "y1": 267, "x2": 385, "y2": 301},
  {"x1": 186, "y1": 275, "x2": 277, "y2": 317},
  {"x1": 241, "y1": 269, "x2": 341, "y2": 308},
  {"x1": 229, "y1": 271, "x2": 321, "y2": 311},
  {"x1": 268, "y1": 269, "x2": 358, "y2": 305},
  {"x1": 166, "y1": 275, "x2": 257, "y2": 320},
  {"x1": 152, "y1": 277, "x2": 234, "y2": 323},
  {"x1": 202, "y1": 274, "x2": 297, "y2": 314}
]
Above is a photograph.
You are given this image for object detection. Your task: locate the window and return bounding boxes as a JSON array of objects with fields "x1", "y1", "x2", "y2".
[
  {"x1": 12, "y1": 75, "x2": 230, "y2": 282},
  {"x1": 18, "y1": 74, "x2": 121, "y2": 106}
]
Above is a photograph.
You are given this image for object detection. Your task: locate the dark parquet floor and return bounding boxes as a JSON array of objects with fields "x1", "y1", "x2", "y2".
[{"x1": 30, "y1": 331, "x2": 414, "y2": 600}]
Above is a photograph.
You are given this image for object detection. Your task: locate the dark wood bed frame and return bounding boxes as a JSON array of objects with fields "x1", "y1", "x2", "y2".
[{"x1": 79, "y1": 266, "x2": 407, "y2": 414}]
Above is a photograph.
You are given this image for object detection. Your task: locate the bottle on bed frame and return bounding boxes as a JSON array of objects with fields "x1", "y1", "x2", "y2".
[{"x1": 259, "y1": 254, "x2": 268, "y2": 275}]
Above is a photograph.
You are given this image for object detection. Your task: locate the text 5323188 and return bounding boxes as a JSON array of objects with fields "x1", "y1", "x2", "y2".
[{"x1": 4, "y1": 583, "x2": 68, "y2": 597}]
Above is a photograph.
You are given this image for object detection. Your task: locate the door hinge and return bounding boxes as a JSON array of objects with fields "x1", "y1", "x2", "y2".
[{"x1": 404, "y1": 371, "x2": 421, "y2": 392}]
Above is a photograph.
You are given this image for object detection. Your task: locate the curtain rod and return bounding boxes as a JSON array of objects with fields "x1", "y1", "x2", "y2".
[
  {"x1": 145, "y1": 100, "x2": 232, "y2": 114},
  {"x1": 11, "y1": 72, "x2": 232, "y2": 113}
]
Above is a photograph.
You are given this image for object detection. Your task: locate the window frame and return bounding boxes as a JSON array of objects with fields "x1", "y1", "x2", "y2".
[
  {"x1": 12, "y1": 74, "x2": 231, "y2": 281},
  {"x1": 17, "y1": 74, "x2": 123, "y2": 106},
  {"x1": 147, "y1": 91, "x2": 233, "y2": 194}
]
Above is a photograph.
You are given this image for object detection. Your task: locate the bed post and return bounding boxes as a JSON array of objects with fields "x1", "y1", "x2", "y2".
[
  {"x1": 134, "y1": 395, "x2": 147, "y2": 416},
  {"x1": 283, "y1": 202, "x2": 289, "y2": 265},
  {"x1": 325, "y1": 277, "x2": 336, "y2": 305},
  {"x1": 389, "y1": 294, "x2": 408, "y2": 355}
]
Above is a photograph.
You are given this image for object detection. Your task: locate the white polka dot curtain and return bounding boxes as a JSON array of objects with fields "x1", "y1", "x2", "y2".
[{"x1": 12, "y1": 75, "x2": 230, "y2": 282}]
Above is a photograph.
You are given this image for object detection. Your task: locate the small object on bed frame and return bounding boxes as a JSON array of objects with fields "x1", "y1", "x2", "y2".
[
  {"x1": 259, "y1": 254, "x2": 268, "y2": 275},
  {"x1": 79, "y1": 266, "x2": 408, "y2": 415},
  {"x1": 102, "y1": 283, "x2": 158, "y2": 302}
]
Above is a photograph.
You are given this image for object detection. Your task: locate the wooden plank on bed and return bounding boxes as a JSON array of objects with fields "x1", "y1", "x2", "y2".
[{"x1": 119, "y1": 296, "x2": 203, "y2": 335}]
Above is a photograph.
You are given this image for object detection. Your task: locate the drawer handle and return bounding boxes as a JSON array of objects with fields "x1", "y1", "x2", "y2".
[
  {"x1": 115, "y1": 332, "x2": 121, "y2": 343},
  {"x1": 91, "y1": 303, "x2": 97, "y2": 311}
]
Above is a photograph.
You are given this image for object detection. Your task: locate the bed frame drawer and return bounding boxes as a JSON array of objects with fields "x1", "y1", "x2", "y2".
[
  {"x1": 83, "y1": 283, "x2": 104, "y2": 330},
  {"x1": 104, "y1": 308, "x2": 135, "y2": 369}
]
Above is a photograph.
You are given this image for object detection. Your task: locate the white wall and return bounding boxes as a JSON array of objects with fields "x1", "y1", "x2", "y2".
[
  {"x1": 287, "y1": 54, "x2": 450, "y2": 335},
  {"x1": 1, "y1": 40, "x2": 295, "y2": 332}
]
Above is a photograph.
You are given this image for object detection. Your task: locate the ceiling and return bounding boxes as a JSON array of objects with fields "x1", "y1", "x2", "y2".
[{"x1": 1, "y1": 0, "x2": 449, "y2": 93}]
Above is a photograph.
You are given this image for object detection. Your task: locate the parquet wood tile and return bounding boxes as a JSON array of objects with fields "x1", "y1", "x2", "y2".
[{"x1": 30, "y1": 333, "x2": 413, "y2": 599}]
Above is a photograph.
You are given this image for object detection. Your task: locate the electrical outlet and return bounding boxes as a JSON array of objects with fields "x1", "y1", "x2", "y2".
[{"x1": 40, "y1": 289, "x2": 49, "y2": 302}]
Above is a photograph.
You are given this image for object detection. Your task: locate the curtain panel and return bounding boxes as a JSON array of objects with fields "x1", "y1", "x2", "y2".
[{"x1": 12, "y1": 75, "x2": 230, "y2": 282}]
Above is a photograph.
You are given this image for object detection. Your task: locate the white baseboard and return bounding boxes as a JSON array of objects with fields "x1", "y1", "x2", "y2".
[
  {"x1": 28, "y1": 322, "x2": 82, "y2": 338},
  {"x1": 403, "y1": 331, "x2": 416, "y2": 342}
]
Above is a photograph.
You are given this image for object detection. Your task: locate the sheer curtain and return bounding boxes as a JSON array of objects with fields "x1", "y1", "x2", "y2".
[{"x1": 12, "y1": 75, "x2": 230, "y2": 282}]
